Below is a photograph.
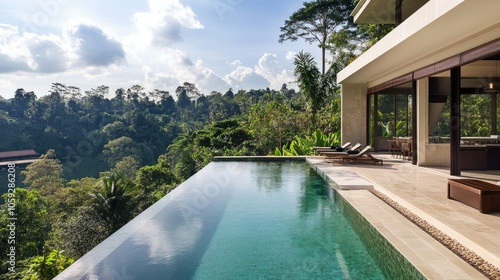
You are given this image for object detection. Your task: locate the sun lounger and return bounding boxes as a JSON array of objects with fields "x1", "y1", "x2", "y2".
[
  {"x1": 313, "y1": 142, "x2": 352, "y2": 151},
  {"x1": 341, "y1": 145, "x2": 383, "y2": 165},
  {"x1": 319, "y1": 143, "x2": 362, "y2": 157},
  {"x1": 313, "y1": 142, "x2": 352, "y2": 155}
]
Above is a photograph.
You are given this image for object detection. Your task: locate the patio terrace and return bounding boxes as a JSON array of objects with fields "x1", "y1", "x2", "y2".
[{"x1": 307, "y1": 154, "x2": 500, "y2": 279}]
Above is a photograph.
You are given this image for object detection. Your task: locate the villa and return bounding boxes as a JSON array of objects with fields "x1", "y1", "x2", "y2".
[{"x1": 339, "y1": 0, "x2": 500, "y2": 175}]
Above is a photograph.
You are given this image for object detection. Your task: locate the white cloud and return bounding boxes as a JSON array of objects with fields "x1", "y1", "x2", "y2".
[
  {"x1": 0, "y1": 78, "x2": 14, "y2": 89},
  {"x1": 230, "y1": 60, "x2": 241, "y2": 66},
  {"x1": 0, "y1": 22, "x2": 126, "y2": 75},
  {"x1": 222, "y1": 53, "x2": 298, "y2": 91},
  {"x1": 68, "y1": 24, "x2": 126, "y2": 67},
  {"x1": 142, "y1": 65, "x2": 178, "y2": 92},
  {"x1": 82, "y1": 67, "x2": 112, "y2": 79},
  {"x1": 27, "y1": 37, "x2": 67, "y2": 72},
  {"x1": 132, "y1": 0, "x2": 203, "y2": 48},
  {"x1": 224, "y1": 66, "x2": 268, "y2": 90},
  {"x1": 158, "y1": 48, "x2": 229, "y2": 94},
  {"x1": 285, "y1": 51, "x2": 297, "y2": 61},
  {"x1": 0, "y1": 24, "x2": 19, "y2": 42},
  {"x1": 0, "y1": 24, "x2": 69, "y2": 73},
  {"x1": 226, "y1": 66, "x2": 253, "y2": 82},
  {"x1": 0, "y1": 53, "x2": 30, "y2": 73},
  {"x1": 255, "y1": 53, "x2": 295, "y2": 89}
]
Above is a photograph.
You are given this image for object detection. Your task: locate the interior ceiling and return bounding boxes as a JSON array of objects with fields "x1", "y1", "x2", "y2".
[
  {"x1": 388, "y1": 59, "x2": 500, "y2": 91},
  {"x1": 482, "y1": 53, "x2": 500, "y2": 60},
  {"x1": 431, "y1": 59, "x2": 500, "y2": 79}
]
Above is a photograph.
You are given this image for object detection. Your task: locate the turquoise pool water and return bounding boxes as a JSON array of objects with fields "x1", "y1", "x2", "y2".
[
  {"x1": 57, "y1": 161, "x2": 388, "y2": 279},
  {"x1": 192, "y1": 162, "x2": 384, "y2": 279}
]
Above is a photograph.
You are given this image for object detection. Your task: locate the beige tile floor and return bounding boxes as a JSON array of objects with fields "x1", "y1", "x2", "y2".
[{"x1": 307, "y1": 154, "x2": 500, "y2": 279}]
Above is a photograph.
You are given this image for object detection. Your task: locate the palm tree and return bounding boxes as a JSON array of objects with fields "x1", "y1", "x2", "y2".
[
  {"x1": 293, "y1": 51, "x2": 335, "y2": 123},
  {"x1": 90, "y1": 172, "x2": 136, "y2": 233}
]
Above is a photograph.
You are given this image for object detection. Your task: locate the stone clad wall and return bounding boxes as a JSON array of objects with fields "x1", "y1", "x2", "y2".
[{"x1": 341, "y1": 83, "x2": 368, "y2": 146}]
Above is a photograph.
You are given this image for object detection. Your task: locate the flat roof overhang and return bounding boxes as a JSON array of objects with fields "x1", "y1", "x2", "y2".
[
  {"x1": 338, "y1": 0, "x2": 500, "y2": 88},
  {"x1": 352, "y1": 0, "x2": 429, "y2": 24}
]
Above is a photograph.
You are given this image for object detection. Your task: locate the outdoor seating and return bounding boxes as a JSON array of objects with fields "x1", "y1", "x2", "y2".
[
  {"x1": 388, "y1": 137, "x2": 412, "y2": 159},
  {"x1": 401, "y1": 139, "x2": 412, "y2": 160},
  {"x1": 340, "y1": 145, "x2": 383, "y2": 165},
  {"x1": 313, "y1": 142, "x2": 352, "y2": 155},
  {"x1": 447, "y1": 179, "x2": 500, "y2": 213},
  {"x1": 322, "y1": 145, "x2": 383, "y2": 165},
  {"x1": 319, "y1": 143, "x2": 362, "y2": 157},
  {"x1": 388, "y1": 138, "x2": 401, "y2": 157}
]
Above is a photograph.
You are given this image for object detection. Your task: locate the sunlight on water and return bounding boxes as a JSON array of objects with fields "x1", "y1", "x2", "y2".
[{"x1": 58, "y1": 161, "x2": 386, "y2": 279}]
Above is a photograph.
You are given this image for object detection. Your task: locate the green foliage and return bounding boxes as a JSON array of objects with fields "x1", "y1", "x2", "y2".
[
  {"x1": 355, "y1": 24, "x2": 394, "y2": 51},
  {"x1": 378, "y1": 121, "x2": 393, "y2": 138},
  {"x1": 293, "y1": 52, "x2": 323, "y2": 112},
  {"x1": 275, "y1": 129, "x2": 340, "y2": 156},
  {"x1": 135, "y1": 163, "x2": 177, "y2": 208},
  {"x1": 293, "y1": 51, "x2": 336, "y2": 124},
  {"x1": 279, "y1": 0, "x2": 355, "y2": 74},
  {"x1": 49, "y1": 206, "x2": 108, "y2": 259},
  {"x1": 0, "y1": 80, "x2": 336, "y2": 278},
  {"x1": 103, "y1": 136, "x2": 144, "y2": 167},
  {"x1": 378, "y1": 120, "x2": 408, "y2": 138},
  {"x1": 111, "y1": 156, "x2": 140, "y2": 180},
  {"x1": 102, "y1": 120, "x2": 129, "y2": 140},
  {"x1": 248, "y1": 94, "x2": 307, "y2": 154},
  {"x1": 90, "y1": 172, "x2": 137, "y2": 233},
  {"x1": 461, "y1": 94, "x2": 493, "y2": 136},
  {"x1": 21, "y1": 150, "x2": 64, "y2": 196},
  {"x1": 0, "y1": 189, "x2": 50, "y2": 273},
  {"x1": 50, "y1": 177, "x2": 97, "y2": 218},
  {"x1": 19, "y1": 250, "x2": 74, "y2": 280},
  {"x1": 316, "y1": 96, "x2": 342, "y2": 134},
  {"x1": 165, "y1": 119, "x2": 253, "y2": 180},
  {"x1": 395, "y1": 120, "x2": 408, "y2": 137}
]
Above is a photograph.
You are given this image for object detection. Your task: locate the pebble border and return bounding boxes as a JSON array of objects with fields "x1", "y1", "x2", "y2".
[{"x1": 370, "y1": 189, "x2": 500, "y2": 280}]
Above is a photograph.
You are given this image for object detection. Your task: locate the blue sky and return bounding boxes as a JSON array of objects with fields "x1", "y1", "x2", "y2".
[{"x1": 0, "y1": 0, "x2": 321, "y2": 99}]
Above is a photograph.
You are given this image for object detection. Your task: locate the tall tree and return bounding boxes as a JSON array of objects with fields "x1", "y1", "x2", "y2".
[
  {"x1": 0, "y1": 189, "x2": 50, "y2": 263},
  {"x1": 103, "y1": 136, "x2": 143, "y2": 167},
  {"x1": 328, "y1": 24, "x2": 394, "y2": 72},
  {"x1": 248, "y1": 94, "x2": 305, "y2": 154},
  {"x1": 279, "y1": 0, "x2": 354, "y2": 74},
  {"x1": 22, "y1": 149, "x2": 64, "y2": 197}
]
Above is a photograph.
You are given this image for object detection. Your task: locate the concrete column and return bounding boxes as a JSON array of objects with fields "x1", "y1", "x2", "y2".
[
  {"x1": 416, "y1": 78, "x2": 429, "y2": 165},
  {"x1": 341, "y1": 83, "x2": 368, "y2": 146}
]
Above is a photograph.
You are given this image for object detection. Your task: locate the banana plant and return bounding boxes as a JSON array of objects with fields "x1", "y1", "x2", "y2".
[
  {"x1": 275, "y1": 129, "x2": 340, "y2": 156},
  {"x1": 378, "y1": 121, "x2": 393, "y2": 138}
]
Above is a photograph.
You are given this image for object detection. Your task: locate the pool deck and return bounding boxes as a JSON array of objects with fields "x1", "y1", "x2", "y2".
[{"x1": 307, "y1": 154, "x2": 500, "y2": 280}]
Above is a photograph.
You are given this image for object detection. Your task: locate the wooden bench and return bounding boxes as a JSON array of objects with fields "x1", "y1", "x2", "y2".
[{"x1": 447, "y1": 179, "x2": 500, "y2": 213}]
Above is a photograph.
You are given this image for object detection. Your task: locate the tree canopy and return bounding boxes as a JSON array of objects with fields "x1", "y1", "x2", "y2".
[
  {"x1": 279, "y1": 0, "x2": 355, "y2": 74},
  {"x1": 0, "y1": 3, "x2": 404, "y2": 276}
]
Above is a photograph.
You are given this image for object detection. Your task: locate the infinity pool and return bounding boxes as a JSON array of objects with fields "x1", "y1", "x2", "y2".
[{"x1": 57, "y1": 161, "x2": 396, "y2": 279}]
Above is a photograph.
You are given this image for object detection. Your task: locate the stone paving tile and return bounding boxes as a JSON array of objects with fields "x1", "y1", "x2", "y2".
[{"x1": 307, "y1": 155, "x2": 499, "y2": 279}]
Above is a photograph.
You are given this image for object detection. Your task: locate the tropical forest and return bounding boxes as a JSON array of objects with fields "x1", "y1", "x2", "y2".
[{"x1": 0, "y1": 0, "x2": 445, "y2": 278}]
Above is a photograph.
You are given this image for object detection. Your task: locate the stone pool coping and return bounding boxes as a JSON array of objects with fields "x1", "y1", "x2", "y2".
[
  {"x1": 216, "y1": 155, "x2": 493, "y2": 277},
  {"x1": 306, "y1": 156, "x2": 497, "y2": 279}
]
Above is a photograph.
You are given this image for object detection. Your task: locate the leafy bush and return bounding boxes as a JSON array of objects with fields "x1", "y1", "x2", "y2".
[
  {"x1": 275, "y1": 129, "x2": 340, "y2": 156},
  {"x1": 19, "y1": 250, "x2": 74, "y2": 280}
]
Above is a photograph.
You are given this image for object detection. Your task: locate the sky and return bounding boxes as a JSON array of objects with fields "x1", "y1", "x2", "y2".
[{"x1": 0, "y1": 0, "x2": 322, "y2": 99}]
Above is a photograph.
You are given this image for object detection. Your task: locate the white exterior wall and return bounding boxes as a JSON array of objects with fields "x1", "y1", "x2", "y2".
[{"x1": 416, "y1": 78, "x2": 450, "y2": 167}]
